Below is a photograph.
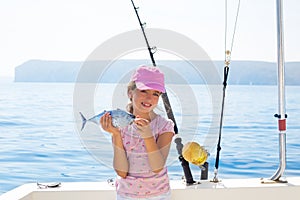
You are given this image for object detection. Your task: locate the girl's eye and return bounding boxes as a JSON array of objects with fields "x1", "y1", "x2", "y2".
[{"x1": 153, "y1": 92, "x2": 160, "y2": 97}]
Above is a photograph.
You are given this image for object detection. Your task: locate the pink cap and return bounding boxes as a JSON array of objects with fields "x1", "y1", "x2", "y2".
[{"x1": 130, "y1": 65, "x2": 166, "y2": 93}]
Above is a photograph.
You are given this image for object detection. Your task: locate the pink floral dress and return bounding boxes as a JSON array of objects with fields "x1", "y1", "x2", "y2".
[{"x1": 116, "y1": 115, "x2": 174, "y2": 198}]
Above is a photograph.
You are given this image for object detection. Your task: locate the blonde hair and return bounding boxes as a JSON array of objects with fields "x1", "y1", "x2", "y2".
[{"x1": 126, "y1": 81, "x2": 136, "y2": 114}]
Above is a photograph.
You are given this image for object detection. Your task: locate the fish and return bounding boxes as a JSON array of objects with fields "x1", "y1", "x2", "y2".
[{"x1": 79, "y1": 109, "x2": 136, "y2": 131}]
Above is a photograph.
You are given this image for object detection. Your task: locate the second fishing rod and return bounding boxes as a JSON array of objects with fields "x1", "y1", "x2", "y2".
[{"x1": 129, "y1": 0, "x2": 199, "y2": 185}]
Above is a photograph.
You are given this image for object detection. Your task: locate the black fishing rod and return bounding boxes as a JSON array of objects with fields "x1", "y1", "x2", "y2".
[
  {"x1": 212, "y1": 63, "x2": 229, "y2": 182},
  {"x1": 213, "y1": 0, "x2": 240, "y2": 182},
  {"x1": 129, "y1": 0, "x2": 178, "y2": 133},
  {"x1": 129, "y1": 0, "x2": 196, "y2": 185},
  {"x1": 130, "y1": 0, "x2": 156, "y2": 67}
]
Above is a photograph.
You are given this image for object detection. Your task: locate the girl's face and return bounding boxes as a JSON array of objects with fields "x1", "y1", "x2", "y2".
[{"x1": 130, "y1": 89, "x2": 161, "y2": 117}]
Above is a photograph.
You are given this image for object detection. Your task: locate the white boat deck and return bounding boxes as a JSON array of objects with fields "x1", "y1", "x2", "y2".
[{"x1": 1, "y1": 177, "x2": 300, "y2": 200}]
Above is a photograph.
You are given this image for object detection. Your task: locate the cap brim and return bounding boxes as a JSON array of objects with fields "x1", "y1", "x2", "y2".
[{"x1": 135, "y1": 82, "x2": 165, "y2": 93}]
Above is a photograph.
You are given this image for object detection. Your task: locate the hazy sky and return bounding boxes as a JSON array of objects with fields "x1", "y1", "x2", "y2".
[{"x1": 1, "y1": 0, "x2": 299, "y2": 77}]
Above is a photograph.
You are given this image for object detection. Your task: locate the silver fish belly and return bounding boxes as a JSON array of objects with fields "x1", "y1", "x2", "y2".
[{"x1": 79, "y1": 109, "x2": 135, "y2": 131}]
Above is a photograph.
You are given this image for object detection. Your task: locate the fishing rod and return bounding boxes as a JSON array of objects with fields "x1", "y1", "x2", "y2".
[
  {"x1": 129, "y1": 0, "x2": 176, "y2": 130},
  {"x1": 212, "y1": 0, "x2": 241, "y2": 182},
  {"x1": 129, "y1": 0, "x2": 197, "y2": 185},
  {"x1": 130, "y1": 0, "x2": 156, "y2": 67},
  {"x1": 212, "y1": 60, "x2": 229, "y2": 183}
]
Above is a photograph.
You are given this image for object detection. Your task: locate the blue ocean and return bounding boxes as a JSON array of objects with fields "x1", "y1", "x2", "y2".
[{"x1": 1, "y1": 80, "x2": 300, "y2": 195}]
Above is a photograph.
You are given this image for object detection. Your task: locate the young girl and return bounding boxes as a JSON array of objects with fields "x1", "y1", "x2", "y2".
[{"x1": 100, "y1": 65, "x2": 175, "y2": 199}]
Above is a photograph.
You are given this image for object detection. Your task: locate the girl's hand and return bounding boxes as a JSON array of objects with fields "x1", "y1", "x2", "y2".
[
  {"x1": 100, "y1": 112, "x2": 120, "y2": 136},
  {"x1": 134, "y1": 116, "x2": 153, "y2": 139}
]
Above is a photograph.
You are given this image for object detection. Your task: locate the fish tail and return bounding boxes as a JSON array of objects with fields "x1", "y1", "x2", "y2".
[{"x1": 79, "y1": 112, "x2": 87, "y2": 131}]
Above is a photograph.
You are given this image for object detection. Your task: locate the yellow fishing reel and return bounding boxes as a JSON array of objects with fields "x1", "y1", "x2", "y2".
[{"x1": 182, "y1": 142, "x2": 208, "y2": 166}]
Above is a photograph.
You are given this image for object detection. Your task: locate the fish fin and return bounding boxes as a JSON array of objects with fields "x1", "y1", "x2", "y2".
[{"x1": 79, "y1": 112, "x2": 87, "y2": 131}]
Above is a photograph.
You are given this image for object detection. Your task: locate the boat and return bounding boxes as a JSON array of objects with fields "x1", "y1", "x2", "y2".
[
  {"x1": 1, "y1": 0, "x2": 300, "y2": 199},
  {"x1": 0, "y1": 177, "x2": 300, "y2": 200}
]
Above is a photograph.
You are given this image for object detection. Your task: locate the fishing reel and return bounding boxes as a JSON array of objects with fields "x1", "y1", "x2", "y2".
[
  {"x1": 180, "y1": 141, "x2": 209, "y2": 182},
  {"x1": 182, "y1": 142, "x2": 209, "y2": 167}
]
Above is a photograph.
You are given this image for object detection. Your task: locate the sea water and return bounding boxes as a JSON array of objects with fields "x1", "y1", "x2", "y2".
[{"x1": 1, "y1": 80, "x2": 300, "y2": 194}]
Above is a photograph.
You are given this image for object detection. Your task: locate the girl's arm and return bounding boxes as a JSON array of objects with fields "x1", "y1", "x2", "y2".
[
  {"x1": 135, "y1": 117, "x2": 173, "y2": 173},
  {"x1": 144, "y1": 132, "x2": 173, "y2": 173},
  {"x1": 100, "y1": 113, "x2": 129, "y2": 178}
]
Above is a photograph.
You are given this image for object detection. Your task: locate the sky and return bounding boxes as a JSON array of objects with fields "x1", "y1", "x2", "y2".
[{"x1": 1, "y1": 0, "x2": 299, "y2": 77}]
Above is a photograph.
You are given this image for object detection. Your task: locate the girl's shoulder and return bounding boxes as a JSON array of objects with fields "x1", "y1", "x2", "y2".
[
  {"x1": 152, "y1": 114, "x2": 171, "y2": 123},
  {"x1": 152, "y1": 114, "x2": 175, "y2": 134}
]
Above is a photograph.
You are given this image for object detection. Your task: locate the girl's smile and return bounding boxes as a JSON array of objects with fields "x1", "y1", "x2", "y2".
[{"x1": 141, "y1": 102, "x2": 152, "y2": 108}]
